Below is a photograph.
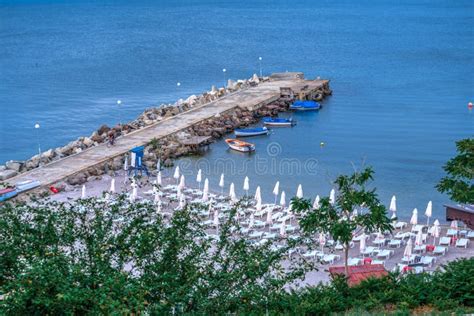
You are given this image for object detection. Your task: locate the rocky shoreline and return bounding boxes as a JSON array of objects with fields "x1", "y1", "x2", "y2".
[{"x1": 0, "y1": 74, "x2": 332, "y2": 194}]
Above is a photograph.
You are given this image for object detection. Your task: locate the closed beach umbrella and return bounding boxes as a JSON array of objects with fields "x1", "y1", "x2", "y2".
[
  {"x1": 110, "y1": 178, "x2": 115, "y2": 193},
  {"x1": 313, "y1": 195, "x2": 320, "y2": 209},
  {"x1": 196, "y1": 169, "x2": 202, "y2": 190},
  {"x1": 319, "y1": 232, "x2": 326, "y2": 253},
  {"x1": 177, "y1": 185, "x2": 182, "y2": 200},
  {"x1": 404, "y1": 238, "x2": 413, "y2": 258},
  {"x1": 273, "y1": 181, "x2": 280, "y2": 204},
  {"x1": 296, "y1": 184, "x2": 303, "y2": 198},
  {"x1": 173, "y1": 166, "x2": 180, "y2": 183},
  {"x1": 432, "y1": 220, "x2": 440, "y2": 244},
  {"x1": 415, "y1": 229, "x2": 423, "y2": 246},
  {"x1": 202, "y1": 178, "x2": 209, "y2": 202},
  {"x1": 389, "y1": 195, "x2": 397, "y2": 213},
  {"x1": 243, "y1": 176, "x2": 250, "y2": 196},
  {"x1": 266, "y1": 207, "x2": 273, "y2": 224},
  {"x1": 219, "y1": 173, "x2": 225, "y2": 193},
  {"x1": 81, "y1": 185, "x2": 86, "y2": 199},
  {"x1": 229, "y1": 182, "x2": 237, "y2": 203},
  {"x1": 280, "y1": 191, "x2": 286, "y2": 208},
  {"x1": 410, "y1": 208, "x2": 418, "y2": 226},
  {"x1": 157, "y1": 171, "x2": 162, "y2": 186},
  {"x1": 249, "y1": 212, "x2": 255, "y2": 229},
  {"x1": 329, "y1": 189, "x2": 336, "y2": 205},
  {"x1": 359, "y1": 233, "x2": 366, "y2": 254},
  {"x1": 279, "y1": 218, "x2": 286, "y2": 237},
  {"x1": 255, "y1": 186, "x2": 261, "y2": 201},
  {"x1": 425, "y1": 201, "x2": 432, "y2": 226},
  {"x1": 391, "y1": 212, "x2": 397, "y2": 221},
  {"x1": 179, "y1": 175, "x2": 185, "y2": 190},
  {"x1": 450, "y1": 220, "x2": 458, "y2": 230},
  {"x1": 256, "y1": 196, "x2": 262, "y2": 212}
]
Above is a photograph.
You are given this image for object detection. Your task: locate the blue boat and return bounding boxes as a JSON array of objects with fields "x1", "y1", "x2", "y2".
[
  {"x1": 0, "y1": 187, "x2": 17, "y2": 202},
  {"x1": 234, "y1": 127, "x2": 269, "y2": 137},
  {"x1": 289, "y1": 100, "x2": 321, "y2": 111},
  {"x1": 262, "y1": 117, "x2": 296, "y2": 127},
  {"x1": 16, "y1": 180, "x2": 41, "y2": 193}
]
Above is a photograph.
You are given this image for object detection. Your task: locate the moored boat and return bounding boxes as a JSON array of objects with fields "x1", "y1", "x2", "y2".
[
  {"x1": 262, "y1": 117, "x2": 295, "y2": 127},
  {"x1": 234, "y1": 127, "x2": 269, "y2": 137},
  {"x1": 225, "y1": 139, "x2": 256, "y2": 152},
  {"x1": 289, "y1": 100, "x2": 321, "y2": 111},
  {"x1": 0, "y1": 187, "x2": 18, "y2": 202},
  {"x1": 16, "y1": 179, "x2": 41, "y2": 193}
]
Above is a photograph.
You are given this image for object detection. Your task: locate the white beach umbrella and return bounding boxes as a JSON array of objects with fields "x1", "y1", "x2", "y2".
[
  {"x1": 296, "y1": 184, "x2": 303, "y2": 198},
  {"x1": 176, "y1": 185, "x2": 182, "y2": 200},
  {"x1": 415, "y1": 229, "x2": 423, "y2": 246},
  {"x1": 219, "y1": 173, "x2": 225, "y2": 194},
  {"x1": 450, "y1": 220, "x2": 458, "y2": 230},
  {"x1": 389, "y1": 195, "x2": 397, "y2": 213},
  {"x1": 272, "y1": 181, "x2": 280, "y2": 204},
  {"x1": 123, "y1": 156, "x2": 128, "y2": 171},
  {"x1": 391, "y1": 212, "x2": 397, "y2": 221},
  {"x1": 280, "y1": 191, "x2": 286, "y2": 208},
  {"x1": 81, "y1": 185, "x2": 86, "y2": 199},
  {"x1": 279, "y1": 218, "x2": 286, "y2": 237},
  {"x1": 179, "y1": 175, "x2": 186, "y2": 190},
  {"x1": 229, "y1": 182, "x2": 237, "y2": 203},
  {"x1": 173, "y1": 166, "x2": 180, "y2": 183},
  {"x1": 202, "y1": 178, "x2": 209, "y2": 202},
  {"x1": 319, "y1": 232, "x2": 326, "y2": 253},
  {"x1": 249, "y1": 212, "x2": 255, "y2": 229},
  {"x1": 410, "y1": 208, "x2": 418, "y2": 226},
  {"x1": 243, "y1": 176, "x2": 250, "y2": 196},
  {"x1": 254, "y1": 186, "x2": 261, "y2": 201},
  {"x1": 109, "y1": 178, "x2": 115, "y2": 193},
  {"x1": 196, "y1": 169, "x2": 202, "y2": 190},
  {"x1": 130, "y1": 180, "x2": 138, "y2": 202},
  {"x1": 425, "y1": 201, "x2": 432, "y2": 226},
  {"x1": 432, "y1": 220, "x2": 440, "y2": 244},
  {"x1": 157, "y1": 171, "x2": 162, "y2": 186},
  {"x1": 313, "y1": 195, "x2": 320, "y2": 209},
  {"x1": 329, "y1": 189, "x2": 336, "y2": 205},
  {"x1": 266, "y1": 207, "x2": 273, "y2": 224},
  {"x1": 256, "y1": 196, "x2": 262, "y2": 212},
  {"x1": 359, "y1": 233, "x2": 366, "y2": 254},
  {"x1": 404, "y1": 238, "x2": 413, "y2": 258}
]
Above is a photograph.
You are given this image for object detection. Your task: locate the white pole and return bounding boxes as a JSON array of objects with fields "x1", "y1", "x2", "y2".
[
  {"x1": 259, "y1": 56, "x2": 262, "y2": 78},
  {"x1": 34, "y1": 123, "x2": 41, "y2": 166},
  {"x1": 222, "y1": 68, "x2": 227, "y2": 87},
  {"x1": 117, "y1": 100, "x2": 122, "y2": 134}
]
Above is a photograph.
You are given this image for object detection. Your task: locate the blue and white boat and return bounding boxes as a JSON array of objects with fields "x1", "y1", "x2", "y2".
[
  {"x1": 262, "y1": 117, "x2": 295, "y2": 127},
  {"x1": 15, "y1": 180, "x2": 41, "y2": 193},
  {"x1": 0, "y1": 187, "x2": 17, "y2": 202},
  {"x1": 234, "y1": 127, "x2": 269, "y2": 137},
  {"x1": 289, "y1": 100, "x2": 321, "y2": 111}
]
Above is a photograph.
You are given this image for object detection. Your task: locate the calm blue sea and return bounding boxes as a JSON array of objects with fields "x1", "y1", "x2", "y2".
[{"x1": 1, "y1": 0, "x2": 473, "y2": 219}]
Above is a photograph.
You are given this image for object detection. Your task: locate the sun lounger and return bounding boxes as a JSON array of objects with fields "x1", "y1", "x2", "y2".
[
  {"x1": 248, "y1": 231, "x2": 264, "y2": 239},
  {"x1": 433, "y1": 246, "x2": 447, "y2": 255},
  {"x1": 377, "y1": 249, "x2": 393, "y2": 259},
  {"x1": 394, "y1": 231, "x2": 411, "y2": 239},
  {"x1": 414, "y1": 245, "x2": 426, "y2": 253},
  {"x1": 467, "y1": 231, "x2": 474, "y2": 239},
  {"x1": 322, "y1": 254, "x2": 341, "y2": 264},
  {"x1": 455, "y1": 238, "x2": 469, "y2": 248},
  {"x1": 446, "y1": 229, "x2": 458, "y2": 237},
  {"x1": 388, "y1": 239, "x2": 403, "y2": 248},
  {"x1": 420, "y1": 256, "x2": 437, "y2": 267},
  {"x1": 361, "y1": 246, "x2": 379, "y2": 257},
  {"x1": 352, "y1": 234, "x2": 368, "y2": 242},
  {"x1": 373, "y1": 238, "x2": 386, "y2": 246},
  {"x1": 411, "y1": 224, "x2": 425, "y2": 233},
  {"x1": 439, "y1": 236, "x2": 451, "y2": 246},
  {"x1": 401, "y1": 255, "x2": 416, "y2": 264},
  {"x1": 348, "y1": 258, "x2": 362, "y2": 266},
  {"x1": 371, "y1": 259, "x2": 385, "y2": 266},
  {"x1": 302, "y1": 250, "x2": 321, "y2": 260},
  {"x1": 394, "y1": 221, "x2": 407, "y2": 229},
  {"x1": 263, "y1": 232, "x2": 277, "y2": 240}
]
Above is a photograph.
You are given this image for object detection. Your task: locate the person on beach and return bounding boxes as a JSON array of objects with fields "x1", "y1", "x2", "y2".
[{"x1": 107, "y1": 130, "x2": 115, "y2": 147}]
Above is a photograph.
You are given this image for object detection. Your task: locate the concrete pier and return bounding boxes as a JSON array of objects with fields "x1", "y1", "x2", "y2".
[{"x1": 6, "y1": 73, "x2": 329, "y2": 197}]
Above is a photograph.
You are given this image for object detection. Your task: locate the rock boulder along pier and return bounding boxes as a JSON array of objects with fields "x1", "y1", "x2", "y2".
[{"x1": 3, "y1": 72, "x2": 331, "y2": 198}]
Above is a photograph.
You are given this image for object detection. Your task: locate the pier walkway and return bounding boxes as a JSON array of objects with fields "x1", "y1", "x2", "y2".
[{"x1": 8, "y1": 75, "x2": 328, "y2": 194}]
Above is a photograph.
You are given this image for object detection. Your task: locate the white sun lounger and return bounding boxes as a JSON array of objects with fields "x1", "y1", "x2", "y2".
[
  {"x1": 322, "y1": 254, "x2": 341, "y2": 264},
  {"x1": 377, "y1": 249, "x2": 393, "y2": 259},
  {"x1": 348, "y1": 258, "x2": 362, "y2": 266},
  {"x1": 446, "y1": 229, "x2": 458, "y2": 237},
  {"x1": 394, "y1": 221, "x2": 407, "y2": 229},
  {"x1": 411, "y1": 224, "x2": 425, "y2": 233},
  {"x1": 414, "y1": 245, "x2": 426, "y2": 253},
  {"x1": 388, "y1": 239, "x2": 403, "y2": 248},
  {"x1": 439, "y1": 236, "x2": 451, "y2": 246},
  {"x1": 394, "y1": 231, "x2": 412, "y2": 240},
  {"x1": 433, "y1": 246, "x2": 447, "y2": 255},
  {"x1": 361, "y1": 246, "x2": 379, "y2": 257},
  {"x1": 401, "y1": 254, "x2": 416, "y2": 264},
  {"x1": 373, "y1": 238, "x2": 386, "y2": 246},
  {"x1": 420, "y1": 256, "x2": 437, "y2": 267},
  {"x1": 371, "y1": 259, "x2": 385, "y2": 266},
  {"x1": 467, "y1": 231, "x2": 474, "y2": 239},
  {"x1": 455, "y1": 238, "x2": 469, "y2": 248},
  {"x1": 302, "y1": 250, "x2": 321, "y2": 260}
]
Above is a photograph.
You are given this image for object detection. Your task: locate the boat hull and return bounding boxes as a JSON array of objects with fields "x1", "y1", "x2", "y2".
[
  {"x1": 289, "y1": 100, "x2": 321, "y2": 111},
  {"x1": 0, "y1": 188, "x2": 18, "y2": 202},
  {"x1": 234, "y1": 127, "x2": 269, "y2": 137},
  {"x1": 225, "y1": 139, "x2": 256, "y2": 152}
]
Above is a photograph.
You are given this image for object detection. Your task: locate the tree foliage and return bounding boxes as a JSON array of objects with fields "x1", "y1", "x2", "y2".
[
  {"x1": 437, "y1": 138, "x2": 474, "y2": 204},
  {"x1": 292, "y1": 167, "x2": 393, "y2": 275}
]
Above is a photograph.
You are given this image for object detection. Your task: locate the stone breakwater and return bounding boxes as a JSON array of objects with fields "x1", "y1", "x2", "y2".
[
  {"x1": 0, "y1": 73, "x2": 331, "y2": 196},
  {"x1": 0, "y1": 74, "x2": 268, "y2": 181}
]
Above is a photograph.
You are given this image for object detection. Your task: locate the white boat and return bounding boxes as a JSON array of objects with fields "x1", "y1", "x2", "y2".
[{"x1": 225, "y1": 139, "x2": 256, "y2": 152}]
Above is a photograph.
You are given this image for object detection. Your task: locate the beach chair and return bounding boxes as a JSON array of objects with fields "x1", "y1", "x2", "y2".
[
  {"x1": 433, "y1": 246, "x2": 447, "y2": 256},
  {"x1": 302, "y1": 250, "x2": 321, "y2": 260},
  {"x1": 414, "y1": 245, "x2": 426, "y2": 254},
  {"x1": 361, "y1": 246, "x2": 379, "y2": 257},
  {"x1": 446, "y1": 229, "x2": 458, "y2": 237},
  {"x1": 352, "y1": 234, "x2": 368, "y2": 243},
  {"x1": 377, "y1": 249, "x2": 393, "y2": 259},
  {"x1": 439, "y1": 236, "x2": 451, "y2": 246},
  {"x1": 394, "y1": 231, "x2": 412, "y2": 240},
  {"x1": 322, "y1": 254, "x2": 340, "y2": 264},
  {"x1": 401, "y1": 255, "x2": 416, "y2": 264},
  {"x1": 394, "y1": 221, "x2": 407, "y2": 229},
  {"x1": 348, "y1": 257, "x2": 362, "y2": 266},
  {"x1": 248, "y1": 231, "x2": 264, "y2": 240},
  {"x1": 373, "y1": 237, "x2": 386, "y2": 246},
  {"x1": 455, "y1": 238, "x2": 469, "y2": 248},
  {"x1": 420, "y1": 256, "x2": 437, "y2": 267},
  {"x1": 388, "y1": 239, "x2": 403, "y2": 248},
  {"x1": 467, "y1": 231, "x2": 474, "y2": 240},
  {"x1": 371, "y1": 259, "x2": 385, "y2": 266},
  {"x1": 411, "y1": 224, "x2": 425, "y2": 233}
]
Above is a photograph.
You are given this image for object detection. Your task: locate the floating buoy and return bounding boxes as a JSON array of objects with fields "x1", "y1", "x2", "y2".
[
  {"x1": 320, "y1": 142, "x2": 325, "y2": 147},
  {"x1": 468, "y1": 102, "x2": 473, "y2": 109}
]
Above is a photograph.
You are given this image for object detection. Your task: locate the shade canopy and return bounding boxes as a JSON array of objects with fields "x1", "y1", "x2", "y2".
[
  {"x1": 273, "y1": 181, "x2": 280, "y2": 196},
  {"x1": 389, "y1": 195, "x2": 397, "y2": 212},
  {"x1": 296, "y1": 184, "x2": 303, "y2": 198}
]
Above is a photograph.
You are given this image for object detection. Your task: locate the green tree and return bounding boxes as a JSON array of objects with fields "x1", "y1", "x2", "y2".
[
  {"x1": 437, "y1": 138, "x2": 474, "y2": 204},
  {"x1": 292, "y1": 167, "x2": 392, "y2": 276}
]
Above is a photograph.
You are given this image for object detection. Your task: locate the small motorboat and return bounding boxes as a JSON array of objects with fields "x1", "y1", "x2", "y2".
[
  {"x1": 0, "y1": 187, "x2": 18, "y2": 202},
  {"x1": 225, "y1": 139, "x2": 256, "y2": 152},
  {"x1": 262, "y1": 117, "x2": 296, "y2": 127},
  {"x1": 234, "y1": 127, "x2": 269, "y2": 137},
  {"x1": 16, "y1": 179, "x2": 41, "y2": 193},
  {"x1": 289, "y1": 100, "x2": 321, "y2": 111}
]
